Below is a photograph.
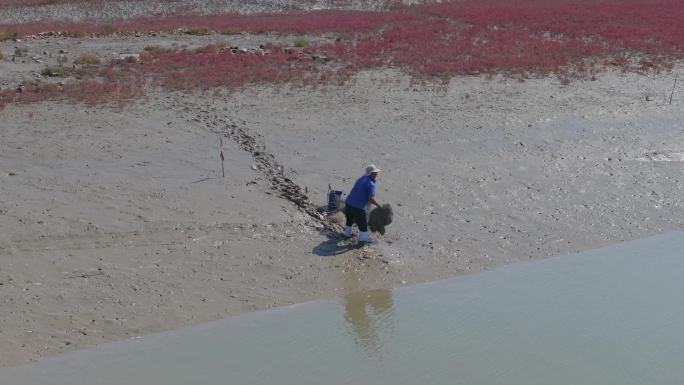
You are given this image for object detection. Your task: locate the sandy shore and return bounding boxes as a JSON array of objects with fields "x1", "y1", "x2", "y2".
[
  {"x1": 0, "y1": 0, "x2": 418, "y2": 24},
  {"x1": 2, "y1": 32, "x2": 684, "y2": 367}
]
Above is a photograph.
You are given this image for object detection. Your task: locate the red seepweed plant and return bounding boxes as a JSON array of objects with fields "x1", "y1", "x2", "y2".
[{"x1": 1, "y1": 0, "x2": 684, "y2": 108}]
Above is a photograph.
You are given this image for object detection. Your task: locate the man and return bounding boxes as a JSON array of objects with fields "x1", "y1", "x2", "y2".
[{"x1": 343, "y1": 164, "x2": 381, "y2": 243}]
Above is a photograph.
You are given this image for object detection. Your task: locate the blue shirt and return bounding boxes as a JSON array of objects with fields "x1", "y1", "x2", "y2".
[{"x1": 345, "y1": 175, "x2": 376, "y2": 210}]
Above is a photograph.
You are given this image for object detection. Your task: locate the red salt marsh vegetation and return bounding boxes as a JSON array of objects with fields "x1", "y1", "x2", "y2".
[{"x1": 1, "y1": 0, "x2": 684, "y2": 108}]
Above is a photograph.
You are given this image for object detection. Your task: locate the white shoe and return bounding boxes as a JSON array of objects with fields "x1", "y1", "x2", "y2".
[{"x1": 358, "y1": 232, "x2": 377, "y2": 245}]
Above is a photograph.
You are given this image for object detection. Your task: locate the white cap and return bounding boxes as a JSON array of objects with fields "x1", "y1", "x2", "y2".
[{"x1": 365, "y1": 164, "x2": 381, "y2": 175}]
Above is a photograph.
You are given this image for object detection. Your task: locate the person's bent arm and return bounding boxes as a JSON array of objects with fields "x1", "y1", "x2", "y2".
[{"x1": 368, "y1": 197, "x2": 381, "y2": 208}]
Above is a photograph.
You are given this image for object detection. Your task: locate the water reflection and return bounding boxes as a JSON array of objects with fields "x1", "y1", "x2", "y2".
[{"x1": 343, "y1": 289, "x2": 395, "y2": 358}]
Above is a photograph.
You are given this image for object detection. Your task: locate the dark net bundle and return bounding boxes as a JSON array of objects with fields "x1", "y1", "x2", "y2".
[{"x1": 368, "y1": 204, "x2": 393, "y2": 235}]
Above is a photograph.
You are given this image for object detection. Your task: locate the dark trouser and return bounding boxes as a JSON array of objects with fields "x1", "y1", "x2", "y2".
[{"x1": 345, "y1": 205, "x2": 368, "y2": 232}]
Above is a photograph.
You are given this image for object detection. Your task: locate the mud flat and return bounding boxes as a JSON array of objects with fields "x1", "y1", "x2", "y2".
[
  {"x1": 0, "y1": 0, "x2": 416, "y2": 24},
  {"x1": 1, "y1": 30, "x2": 684, "y2": 366}
]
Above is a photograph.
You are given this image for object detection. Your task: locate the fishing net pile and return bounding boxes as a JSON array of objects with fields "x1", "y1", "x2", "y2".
[{"x1": 369, "y1": 204, "x2": 393, "y2": 235}]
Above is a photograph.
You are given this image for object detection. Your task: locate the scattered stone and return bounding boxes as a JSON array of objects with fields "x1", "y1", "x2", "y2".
[
  {"x1": 646, "y1": 94, "x2": 655, "y2": 101},
  {"x1": 117, "y1": 53, "x2": 139, "y2": 61},
  {"x1": 311, "y1": 53, "x2": 329, "y2": 62},
  {"x1": 8, "y1": 172, "x2": 16, "y2": 176},
  {"x1": 66, "y1": 269, "x2": 104, "y2": 279}
]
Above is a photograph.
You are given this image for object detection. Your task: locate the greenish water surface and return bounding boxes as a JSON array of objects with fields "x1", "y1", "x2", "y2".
[{"x1": 3, "y1": 232, "x2": 684, "y2": 385}]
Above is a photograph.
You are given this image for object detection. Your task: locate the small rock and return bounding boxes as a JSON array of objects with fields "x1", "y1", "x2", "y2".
[
  {"x1": 117, "y1": 53, "x2": 139, "y2": 61},
  {"x1": 646, "y1": 95, "x2": 655, "y2": 101},
  {"x1": 6, "y1": 172, "x2": 13, "y2": 176},
  {"x1": 311, "y1": 54, "x2": 329, "y2": 62}
]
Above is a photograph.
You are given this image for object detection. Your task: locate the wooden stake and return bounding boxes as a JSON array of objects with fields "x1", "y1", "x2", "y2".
[
  {"x1": 670, "y1": 74, "x2": 678, "y2": 105},
  {"x1": 220, "y1": 135, "x2": 225, "y2": 178}
]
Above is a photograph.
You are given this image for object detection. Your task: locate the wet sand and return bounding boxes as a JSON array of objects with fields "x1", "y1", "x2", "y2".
[{"x1": 1, "y1": 33, "x2": 684, "y2": 366}]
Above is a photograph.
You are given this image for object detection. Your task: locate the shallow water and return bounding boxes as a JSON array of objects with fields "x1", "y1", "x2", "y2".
[{"x1": 3, "y1": 232, "x2": 684, "y2": 385}]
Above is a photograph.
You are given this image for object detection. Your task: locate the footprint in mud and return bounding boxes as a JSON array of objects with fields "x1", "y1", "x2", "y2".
[
  {"x1": 312, "y1": 233, "x2": 383, "y2": 260},
  {"x1": 636, "y1": 151, "x2": 684, "y2": 162}
]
